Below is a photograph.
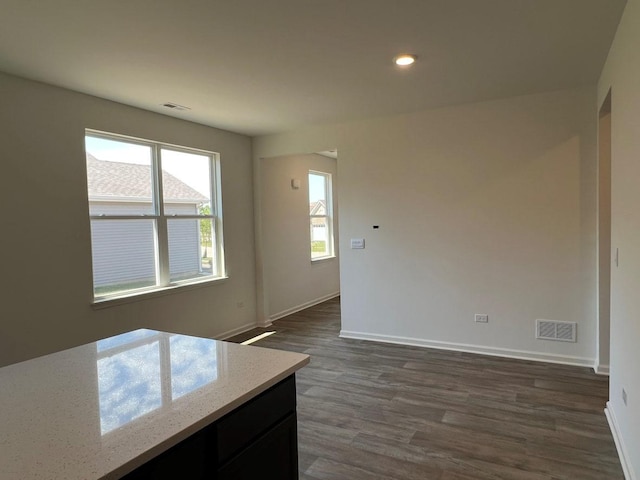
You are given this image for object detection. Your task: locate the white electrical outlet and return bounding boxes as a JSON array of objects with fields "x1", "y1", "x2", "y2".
[
  {"x1": 475, "y1": 314, "x2": 489, "y2": 323},
  {"x1": 622, "y1": 388, "x2": 628, "y2": 406}
]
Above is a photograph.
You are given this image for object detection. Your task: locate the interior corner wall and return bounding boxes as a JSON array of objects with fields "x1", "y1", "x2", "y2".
[
  {"x1": 0, "y1": 72, "x2": 257, "y2": 368},
  {"x1": 254, "y1": 86, "x2": 598, "y2": 367},
  {"x1": 597, "y1": 0, "x2": 640, "y2": 476},
  {"x1": 597, "y1": 109, "x2": 612, "y2": 374},
  {"x1": 260, "y1": 154, "x2": 340, "y2": 320}
]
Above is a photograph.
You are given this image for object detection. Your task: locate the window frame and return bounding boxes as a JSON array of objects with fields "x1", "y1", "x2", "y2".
[
  {"x1": 85, "y1": 129, "x2": 225, "y2": 304},
  {"x1": 308, "y1": 170, "x2": 335, "y2": 261}
]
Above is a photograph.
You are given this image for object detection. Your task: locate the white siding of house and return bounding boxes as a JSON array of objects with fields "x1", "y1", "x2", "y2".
[
  {"x1": 90, "y1": 202, "x2": 200, "y2": 289},
  {"x1": 168, "y1": 217, "x2": 201, "y2": 280},
  {"x1": 311, "y1": 222, "x2": 328, "y2": 242},
  {"x1": 90, "y1": 218, "x2": 156, "y2": 288},
  {"x1": 90, "y1": 201, "x2": 153, "y2": 216}
]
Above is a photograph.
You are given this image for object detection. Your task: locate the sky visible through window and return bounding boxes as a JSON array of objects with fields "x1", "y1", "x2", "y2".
[{"x1": 309, "y1": 172, "x2": 326, "y2": 204}]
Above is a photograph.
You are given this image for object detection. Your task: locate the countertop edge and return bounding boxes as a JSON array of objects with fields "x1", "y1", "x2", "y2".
[{"x1": 107, "y1": 354, "x2": 310, "y2": 479}]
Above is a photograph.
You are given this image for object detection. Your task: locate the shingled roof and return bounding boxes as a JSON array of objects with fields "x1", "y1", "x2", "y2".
[
  {"x1": 86, "y1": 154, "x2": 208, "y2": 203},
  {"x1": 310, "y1": 200, "x2": 326, "y2": 215}
]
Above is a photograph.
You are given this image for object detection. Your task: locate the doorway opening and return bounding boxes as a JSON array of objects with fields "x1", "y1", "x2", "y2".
[{"x1": 257, "y1": 150, "x2": 340, "y2": 325}]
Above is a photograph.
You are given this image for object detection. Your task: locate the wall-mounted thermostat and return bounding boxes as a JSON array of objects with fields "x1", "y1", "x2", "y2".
[{"x1": 350, "y1": 238, "x2": 365, "y2": 249}]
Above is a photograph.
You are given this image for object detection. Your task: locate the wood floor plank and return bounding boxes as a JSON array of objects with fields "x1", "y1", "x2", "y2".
[
  {"x1": 303, "y1": 457, "x2": 400, "y2": 480},
  {"x1": 300, "y1": 435, "x2": 444, "y2": 480},
  {"x1": 227, "y1": 297, "x2": 624, "y2": 479}
]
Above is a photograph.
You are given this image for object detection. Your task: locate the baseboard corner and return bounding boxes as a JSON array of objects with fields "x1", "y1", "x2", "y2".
[
  {"x1": 605, "y1": 402, "x2": 636, "y2": 480},
  {"x1": 257, "y1": 319, "x2": 273, "y2": 328}
]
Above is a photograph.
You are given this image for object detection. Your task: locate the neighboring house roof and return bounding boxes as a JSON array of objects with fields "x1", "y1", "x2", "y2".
[
  {"x1": 310, "y1": 200, "x2": 326, "y2": 215},
  {"x1": 86, "y1": 153, "x2": 208, "y2": 203}
]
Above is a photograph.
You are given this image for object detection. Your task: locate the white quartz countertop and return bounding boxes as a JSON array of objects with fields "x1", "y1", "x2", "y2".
[{"x1": 0, "y1": 329, "x2": 309, "y2": 479}]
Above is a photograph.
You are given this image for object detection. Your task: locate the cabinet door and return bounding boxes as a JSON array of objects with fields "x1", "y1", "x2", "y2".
[
  {"x1": 218, "y1": 414, "x2": 298, "y2": 480},
  {"x1": 216, "y1": 376, "x2": 296, "y2": 464},
  {"x1": 120, "y1": 428, "x2": 214, "y2": 480}
]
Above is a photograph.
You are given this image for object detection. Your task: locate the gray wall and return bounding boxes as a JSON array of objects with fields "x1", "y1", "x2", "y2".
[
  {"x1": 254, "y1": 86, "x2": 598, "y2": 367},
  {"x1": 0, "y1": 72, "x2": 257, "y2": 367}
]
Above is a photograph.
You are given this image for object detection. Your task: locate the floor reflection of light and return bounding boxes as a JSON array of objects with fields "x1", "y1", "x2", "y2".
[{"x1": 241, "y1": 331, "x2": 276, "y2": 345}]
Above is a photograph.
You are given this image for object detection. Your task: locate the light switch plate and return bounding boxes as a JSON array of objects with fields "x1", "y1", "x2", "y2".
[{"x1": 350, "y1": 238, "x2": 365, "y2": 249}]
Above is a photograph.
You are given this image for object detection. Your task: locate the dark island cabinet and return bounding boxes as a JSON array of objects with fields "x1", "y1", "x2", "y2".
[
  {"x1": 218, "y1": 414, "x2": 298, "y2": 480},
  {"x1": 122, "y1": 376, "x2": 298, "y2": 480}
]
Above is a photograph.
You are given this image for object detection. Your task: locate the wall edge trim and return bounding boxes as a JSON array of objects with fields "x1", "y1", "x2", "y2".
[
  {"x1": 339, "y1": 330, "x2": 594, "y2": 367},
  {"x1": 605, "y1": 402, "x2": 636, "y2": 480},
  {"x1": 594, "y1": 363, "x2": 611, "y2": 375}
]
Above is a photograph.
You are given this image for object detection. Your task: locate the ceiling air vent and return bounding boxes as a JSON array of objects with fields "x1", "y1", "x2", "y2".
[
  {"x1": 161, "y1": 102, "x2": 191, "y2": 111},
  {"x1": 536, "y1": 320, "x2": 577, "y2": 342}
]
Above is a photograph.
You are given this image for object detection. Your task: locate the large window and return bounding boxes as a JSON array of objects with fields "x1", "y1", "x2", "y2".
[
  {"x1": 85, "y1": 130, "x2": 224, "y2": 301},
  {"x1": 309, "y1": 170, "x2": 334, "y2": 260}
]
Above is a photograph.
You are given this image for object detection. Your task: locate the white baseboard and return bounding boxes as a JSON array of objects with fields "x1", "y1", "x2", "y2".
[
  {"x1": 605, "y1": 402, "x2": 636, "y2": 480},
  {"x1": 257, "y1": 318, "x2": 274, "y2": 328},
  {"x1": 594, "y1": 363, "x2": 610, "y2": 375},
  {"x1": 269, "y1": 292, "x2": 340, "y2": 322},
  {"x1": 217, "y1": 292, "x2": 340, "y2": 340},
  {"x1": 339, "y1": 330, "x2": 594, "y2": 368}
]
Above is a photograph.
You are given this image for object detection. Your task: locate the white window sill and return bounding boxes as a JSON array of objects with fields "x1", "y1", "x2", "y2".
[
  {"x1": 311, "y1": 255, "x2": 336, "y2": 264},
  {"x1": 91, "y1": 276, "x2": 229, "y2": 309}
]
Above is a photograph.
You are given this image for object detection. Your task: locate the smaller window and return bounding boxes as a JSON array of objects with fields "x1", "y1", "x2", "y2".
[{"x1": 309, "y1": 171, "x2": 334, "y2": 260}]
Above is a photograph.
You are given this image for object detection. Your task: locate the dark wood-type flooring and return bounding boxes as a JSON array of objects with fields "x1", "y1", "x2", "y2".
[{"x1": 228, "y1": 298, "x2": 623, "y2": 479}]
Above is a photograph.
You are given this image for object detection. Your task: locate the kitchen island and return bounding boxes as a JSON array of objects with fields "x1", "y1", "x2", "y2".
[{"x1": 0, "y1": 329, "x2": 309, "y2": 479}]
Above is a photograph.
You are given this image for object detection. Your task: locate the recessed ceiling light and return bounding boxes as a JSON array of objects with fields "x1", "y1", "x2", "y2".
[{"x1": 394, "y1": 54, "x2": 417, "y2": 66}]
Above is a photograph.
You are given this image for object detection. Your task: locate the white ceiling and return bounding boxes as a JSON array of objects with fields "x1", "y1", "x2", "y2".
[{"x1": 0, "y1": 0, "x2": 626, "y2": 136}]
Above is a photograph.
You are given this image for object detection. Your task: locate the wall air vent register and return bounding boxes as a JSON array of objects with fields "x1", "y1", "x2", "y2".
[{"x1": 536, "y1": 319, "x2": 577, "y2": 342}]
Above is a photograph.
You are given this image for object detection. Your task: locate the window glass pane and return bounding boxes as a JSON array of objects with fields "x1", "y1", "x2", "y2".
[
  {"x1": 161, "y1": 149, "x2": 211, "y2": 216},
  {"x1": 167, "y1": 218, "x2": 215, "y2": 282},
  {"x1": 309, "y1": 172, "x2": 327, "y2": 214},
  {"x1": 90, "y1": 219, "x2": 157, "y2": 296},
  {"x1": 97, "y1": 340, "x2": 161, "y2": 434},
  {"x1": 310, "y1": 216, "x2": 330, "y2": 258},
  {"x1": 85, "y1": 136, "x2": 154, "y2": 215}
]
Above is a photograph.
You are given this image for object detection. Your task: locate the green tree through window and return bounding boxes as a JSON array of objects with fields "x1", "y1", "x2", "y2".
[{"x1": 199, "y1": 204, "x2": 212, "y2": 258}]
